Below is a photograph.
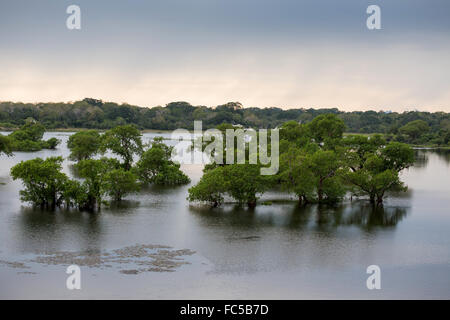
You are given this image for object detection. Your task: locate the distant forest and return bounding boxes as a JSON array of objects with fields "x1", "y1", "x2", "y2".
[{"x1": 1, "y1": 98, "x2": 450, "y2": 145}]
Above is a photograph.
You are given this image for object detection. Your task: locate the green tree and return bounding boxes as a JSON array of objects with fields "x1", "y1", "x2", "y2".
[
  {"x1": 76, "y1": 158, "x2": 120, "y2": 210},
  {"x1": 345, "y1": 157, "x2": 405, "y2": 205},
  {"x1": 43, "y1": 137, "x2": 60, "y2": 150},
  {"x1": 134, "y1": 138, "x2": 190, "y2": 185},
  {"x1": 187, "y1": 166, "x2": 227, "y2": 207},
  {"x1": 102, "y1": 168, "x2": 140, "y2": 201},
  {"x1": 67, "y1": 130, "x2": 101, "y2": 161},
  {"x1": 381, "y1": 142, "x2": 415, "y2": 171},
  {"x1": 8, "y1": 121, "x2": 60, "y2": 152},
  {"x1": 10, "y1": 157, "x2": 68, "y2": 209},
  {"x1": 279, "y1": 146, "x2": 316, "y2": 204},
  {"x1": 0, "y1": 134, "x2": 13, "y2": 156},
  {"x1": 101, "y1": 125, "x2": 143, "y2": 170},
  {"x1": 9, "y1": 121, "x2": 45, "y2": 142},
  {"x1": 222, "y1": 164, "x2": 268, "y2": 207},
  {"x1": 306, "y1": 150, "x2": 345, "y2": 203},
  {"x1": 345, "y1": 142, "x2": 414, "y2": 205},
  {"x1": 188, "y1": 164, "x2": 268, "y2": 208},
  {"x1": 343, "y1": 134, "x2": 386, "y2": 171},
  {"x1": 399, "y1": 120, "x2": 429, "y2": 142},
  {"x1": 62, "y1": 179, "x2": 89, "y2": 210},
  {"x1": 307, "y1": 113, "x2": 345, "y2": 147}
]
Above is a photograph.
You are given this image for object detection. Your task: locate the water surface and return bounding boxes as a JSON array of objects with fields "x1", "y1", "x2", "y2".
[{"x1": 1, "y1": 132, "x2": 450, "y2": 299}]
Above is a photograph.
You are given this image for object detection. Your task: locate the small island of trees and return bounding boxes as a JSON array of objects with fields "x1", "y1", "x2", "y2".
[
  {"x1": 188, "y1": 114, "x2": 414, "y2": 207},
  {"x1": 0, "y1": 120, "x2": 59, "y2": 152},
  {"x1": 9, "y1": 124, "x2": 190, "y2": 211}
]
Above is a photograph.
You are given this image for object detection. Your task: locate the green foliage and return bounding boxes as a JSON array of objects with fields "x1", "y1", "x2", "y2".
[
  {"x1": 101, "y1": 125, "x2": 143, "y2": 170},
  {"x1": 307, "y1": 113, "x2": 345, "y2": 147},
  {"x1": 343, "y1": 134, "x2": 386, "y2": 171},
  {"x1": 381, "y1": 142, "x2": 415, "y2": 171},
  {"x1": 43, "y1": 137, "x2": 60, "y2": 150},
  {"x1": 279, "y1": 121, "x2": 311, "y2": 150},
  {"x1": 67, "y1": 130, "x2": 101, "y2": 161},
  {"x1": 9, "y1": 121, "x2": 45, "y2": 142},
  {"x1": 188, "y1": 167, "x2": 226, "y2": 207},
  {"x1": 10, "y1": 135, "x2": 189, "y2": 210},
  {"x1": 8, "y1": 121, "x2": 60, "y2": 152},
  {"x1": 75, "y1": 158, "x2": 121, "y2": 210},
  {"x1": 134, "y1": 137, "x2": 190, "y2": 185},
  {"x1": 398, "y1": 120, "x2": 429, "y2": 143},
  {"x1": 1, "y1": 99, "x2": 449, "y2": 146},
  {"x1": 279, "y1": 147, "x2": 316, "y2": 204},
  {"x1": 188, "y1": 164, "x2": 269, "y2": 208},
  {"x1": 344, "y1": 142, "x2": 414, "y2": 204},
  {"x1": 0, "y1": 134, "x2": 13, "y2": 156},
  {"x1": 62, "y1": 179, "x2": 89, "y2": 209},
  {"x1": 102, "y1": 168, "x2": 140, "y2": 201},
  {"x1": 10, "y1": 157, "x2": 68, "y2": 209},
  {"x1": 305, "y1": 150, "x2": 346, "y2": 203},
  {"x1": 222, "y1": 164, "x2": 269, "y2": 207}
]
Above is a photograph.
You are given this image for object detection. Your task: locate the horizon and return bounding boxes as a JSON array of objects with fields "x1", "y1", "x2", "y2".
[{"x1": 1, "y1": 0, "x2": 450, "y2": 112}]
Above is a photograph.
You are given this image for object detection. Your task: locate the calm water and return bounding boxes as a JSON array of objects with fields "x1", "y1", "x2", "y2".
[{"x1": 1, "y1": 132, "x2": 450, "y2": 299}]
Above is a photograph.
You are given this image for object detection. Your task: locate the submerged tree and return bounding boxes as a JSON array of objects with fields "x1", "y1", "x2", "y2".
[
  {"x1": 10, "y1": 157, "x2": 68, "y2": 209},
  {"x1": 188, "y1": 167, "x2": 226, "y2": 207},
  {"x1": 9, "y1": 121, "x2": 45, "y2": 142},
  {"x1": 188, "y1": 164, "x2": 269, "y2": 208},
  {"x1": 0, "y1": 134, "x2": 13, "y2": 156},
  {"x1": 279, "y1": 147, "x2": 316, "y2": 205},
  {"x1": 134, "y1": 137, "x2": 190, "y2": 185},
  {"x1": 67, "y1": 130, "x2": 101, "y2": 161},
  {"x1": 345, "y1": 142, "x2": 414, "y2": 205},
  {"x1": 75, "y1": 158, "x2": 121, "y2": 210},
  {"x1": 101, "y1": 125, "x2": 143, "y2": 170},
  {"x1": 343, "y1": 134, "x2": 386, "y2": 171},
  {"x1": 8, "y1": 121, "x2": 60, "y2": 152},
  {"x1": 62, "y1": 179, "x2": 89, "y2": 210},
  {"x1": 102, "y1": 168, "x2": 140, "y2": 201},
  {"x1": 307, "y1": 113, "x2": 345, "y2": 148},
  {"x1": 222, "y1": 164, "x2": 269, "y2": 208}
]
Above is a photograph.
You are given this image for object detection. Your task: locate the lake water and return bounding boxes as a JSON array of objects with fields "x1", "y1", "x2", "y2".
[{"x1": 1, "y1": 132, "x2": 450, "y2": 299}]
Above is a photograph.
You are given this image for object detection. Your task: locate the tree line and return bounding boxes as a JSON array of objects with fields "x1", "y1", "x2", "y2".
[
  {"x1": 188, "y1": 114, "x2": 415, "y2": 208},
  {"x1": 1, "y1": 98, "x2": 449, "y2": 146},
  {"x1": 0, "y1": 120, "x2": 59, "y2": 152}
]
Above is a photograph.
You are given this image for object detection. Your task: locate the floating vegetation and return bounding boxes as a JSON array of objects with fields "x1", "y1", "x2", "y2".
[{"x1": 0, "y1": 244, "x2": 196, "y2": 275}]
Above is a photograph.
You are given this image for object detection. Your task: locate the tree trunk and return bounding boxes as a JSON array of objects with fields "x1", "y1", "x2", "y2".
[
  {"x1": 376, "y1": 195, "x2": 384, "y2": 206},
  {"x1": 318, "y1": 179, "x2": 323, "y2": 203}
]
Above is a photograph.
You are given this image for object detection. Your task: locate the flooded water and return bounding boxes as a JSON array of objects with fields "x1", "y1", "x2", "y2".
[{"x1": 1, "y1": 132, "x2": 450, "y2": 299}]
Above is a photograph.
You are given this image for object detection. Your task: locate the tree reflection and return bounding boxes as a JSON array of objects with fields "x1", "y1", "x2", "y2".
[
  {"x1": 434, "y1": 149, "x2": 450, "y2": 165},
  {"x1": 339, "y1": 202, "x2": 408, "y2": 230},
  {"x1": 16, "y1": 207, "x2": 103, "y2": 252},
  {"x1": 189, "y1": 201, "x2": 409, "y2": 232}
]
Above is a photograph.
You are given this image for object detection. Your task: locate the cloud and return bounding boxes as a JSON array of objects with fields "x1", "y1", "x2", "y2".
[{"x1": 0, "y1": 0, "x2": 449, "y2": 111}]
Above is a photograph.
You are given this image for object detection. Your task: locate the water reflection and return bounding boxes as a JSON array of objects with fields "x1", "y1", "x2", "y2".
[
  {"x1": 434, "y1": 149, "x2": 450, "y2": 165},
  {"x1": 413, "y1": 149, "x2": 450, "y2": 169},
  {"x1": 189, "y1": 201, "x2": 409, "y2": 233},
  {"x1": 105, "y1": 200, "x2": 141, "y2": 215},
  {"x1": 337, "y1": 202, "x2": 408, "y2": 229},
  {"x1": 413, "y1": 150, "x2": 429, "y2": 168},
  {"x1": 16, "y1": 207, "x2": 103, "y2": 252}
]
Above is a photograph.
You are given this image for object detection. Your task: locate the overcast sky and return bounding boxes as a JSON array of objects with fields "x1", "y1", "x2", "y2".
[{"x1": 1, "y1": 0, "x2": 449, "y2": 111}]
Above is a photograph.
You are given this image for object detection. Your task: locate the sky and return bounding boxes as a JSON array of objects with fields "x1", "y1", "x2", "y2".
[{"x1": 0, "y1": 0, "x2": 449, "y2": 112}]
